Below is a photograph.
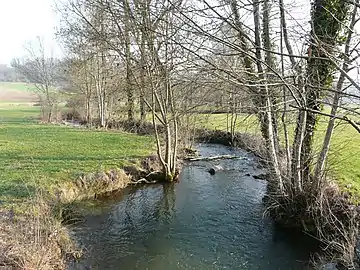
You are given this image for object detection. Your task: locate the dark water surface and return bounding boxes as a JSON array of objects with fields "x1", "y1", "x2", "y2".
[{"x1": 70, "y1": 144, "x2": 317, "y2": 270}]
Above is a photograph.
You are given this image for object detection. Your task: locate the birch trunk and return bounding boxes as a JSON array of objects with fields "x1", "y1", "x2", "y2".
[
  {"x1": 279, "y1": 0, "x2": 305, "y2": 191},
  {"x1": 253, "y1": 0, "x2": 284, "y2": 193},
  {"x1": 279, "y1": 20, "x2": 291, "y2": 179}
]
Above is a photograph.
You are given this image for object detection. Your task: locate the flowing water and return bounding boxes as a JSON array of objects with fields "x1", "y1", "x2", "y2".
[{"x1": 70, "y1": 144, "x2": 318, "y2": 270}]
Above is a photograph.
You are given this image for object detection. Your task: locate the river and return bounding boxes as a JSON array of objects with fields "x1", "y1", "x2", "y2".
[{"x1": 69, "y1": 144, "x2": 318, "y2": 269}]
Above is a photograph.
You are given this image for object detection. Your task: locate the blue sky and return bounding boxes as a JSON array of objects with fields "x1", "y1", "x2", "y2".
[{"x1": 0, "y1": 0, "x2": 59, "y2": 64}]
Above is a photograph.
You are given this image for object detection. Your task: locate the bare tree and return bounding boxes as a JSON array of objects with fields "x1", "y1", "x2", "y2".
[
  {"x1": 139, "y1": 0, "x2": 183, "y2": 181},
  {"x1": 12, "y1": 37, "x2": 60, "y2": 122}
]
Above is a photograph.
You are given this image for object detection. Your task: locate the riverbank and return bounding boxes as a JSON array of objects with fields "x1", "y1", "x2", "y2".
[
  {"x1": 0, "y1": 196, "x2": 81, "y2": 269},
  {"x1": 0, "y1": 104, "x2": 158, "y2": 269},
  {"x1": 0, "y1": 106, "x2": 155, "y2": 205}
]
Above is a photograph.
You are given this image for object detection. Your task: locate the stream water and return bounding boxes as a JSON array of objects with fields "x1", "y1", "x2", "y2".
[{"x1": 70, "y1": 144, "x2": 319, "y2": 270}]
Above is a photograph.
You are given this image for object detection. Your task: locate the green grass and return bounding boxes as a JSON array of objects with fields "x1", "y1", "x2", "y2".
[
  {"x1": 0, "y1": 104, "x2": 155, "y2": 204},
  {"x1": 1, "y1": 98, "x2": 358, "y2": 204},
  {"x1": 0, "y1": 82, "x2": 37, "y2": 92},
  {"x1": 0, "y1": 106, "x2": 40, "y2": 122},
  {"x1": 193, "y1": 113, "x2": 260, "y2": 133},
  {"x1": 322, "y1": 123, "x2": 360, "y2": 197}
]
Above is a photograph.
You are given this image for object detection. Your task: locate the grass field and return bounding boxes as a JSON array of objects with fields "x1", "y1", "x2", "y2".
[
  {"x1": 0, "y1": 82, "x2": 38, "y2": 103},
  {"x1": 0, "y1": 104, "x2": 155, "y2": 205},
  {"x1": 0, "y1": 82, "x2": 359, "y2": 203},
  {"x1": 0, "y1": 82, "x2": 38, "y2": 92}
]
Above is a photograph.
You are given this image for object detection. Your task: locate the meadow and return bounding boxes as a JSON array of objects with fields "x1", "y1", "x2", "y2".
[
  {"x1": 0, "y1": 82, "x2": 37, "y2": 92},
  {"x1": 0, "y1": 82, "x2": 359, "y2": 204},
  {"x1": 0, "y1": 82, "x2": 37, "y2": 103},
  {"x1": 0, "y1": 86, "x2": 155, "y2": 205}
]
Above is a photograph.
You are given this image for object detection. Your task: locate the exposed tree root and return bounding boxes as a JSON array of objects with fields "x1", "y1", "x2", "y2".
[{"x1": 129, "y1": 171, "x2": 163, "y2": 184}]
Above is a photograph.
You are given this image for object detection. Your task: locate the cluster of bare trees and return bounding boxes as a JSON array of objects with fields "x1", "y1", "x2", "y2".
[
  {"x1": 56, "y1": 0, "x2": 258, "y2": 180},
  {"x1": 185, "y1": 0, "x2": 360, "y2": 197},
  {"x1": 55, "y1": 0, "x2": 360, "y2": 181},
  {"x1": 55, "y1": 0, "x2": 360, "y2": 263},
  {"x1": 57, "y1": 0, "x2": 191, "y2": 180}
]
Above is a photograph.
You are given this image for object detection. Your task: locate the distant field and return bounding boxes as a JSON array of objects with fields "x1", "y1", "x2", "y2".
[
  {"x1": 0, "y1": 82, "x2": 37, "y2": 92},
  {"x1": 0, "y1": 82, "x2": 38, "y2": 102}
]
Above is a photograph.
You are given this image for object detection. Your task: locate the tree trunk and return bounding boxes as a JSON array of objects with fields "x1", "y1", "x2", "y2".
[
  {"x1": 253, "y1": 0, "x2": 284, "y2": 193},
  {"x1": 139, "y1": 29, "x2": 146, "y2": 123},
  {"x1": 301, "y1": 0, "x2": 349, "y2": 183},
  {"x1": 279, "y1": 0, "x2": 305, "y2": 191},
  {"x1": 279, "y1": 17, "x2": 291, "y2": 178},
  {"x1": 85, "y1": 98, "x2": 89, "y2": 123},
  {"x1": 47, "y1": 105, "x2": 52, "y2": 123},
  {"x1": 96, "y1": 79, "x2": 106, "y2": 127},
  {"x1": 124, "y1": 0, "x2": 134, "y2": 122},
  {"x1": 262, "y1": 0, "x2": 280, "y2": 155},
  {"x1": 314, "y1": 0, "x2": 358, "y2": 186},
  {"x1": 85, "y1": 69, "x2": 92, "y2": 125}
]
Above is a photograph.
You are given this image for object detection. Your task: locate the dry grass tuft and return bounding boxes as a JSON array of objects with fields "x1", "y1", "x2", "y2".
[
  {"x1": 57, "y1": 168, "x2": 132, "y2": 203},
  {"x1": 0, "y1": 195, "x2": 81, "y2": 270}
]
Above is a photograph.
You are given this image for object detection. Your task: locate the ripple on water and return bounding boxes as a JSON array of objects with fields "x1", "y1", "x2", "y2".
[{"x1": 70, "y1": 144, "x2": 317, "y2": 270}]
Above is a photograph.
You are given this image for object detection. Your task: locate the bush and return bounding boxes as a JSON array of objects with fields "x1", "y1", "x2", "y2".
[{"x1": 61, "y1": 110, "x2": 82, "y2": 121}]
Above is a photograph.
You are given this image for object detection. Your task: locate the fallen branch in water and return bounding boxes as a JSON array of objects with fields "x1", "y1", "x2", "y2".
[
  {"x1": 130, "y1": 171, "x2": 164, "y2": 184},
  {"x1": 130, "y1": 178, "x2": 158, "y2": 184},
  {"x1": 185, "y1": 155, "x2": 246, "y2": 161}
]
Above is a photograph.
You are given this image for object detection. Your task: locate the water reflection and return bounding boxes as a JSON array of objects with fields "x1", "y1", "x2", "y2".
[
  {"x1": 154, "y1": 184, "x2": 176, "y2": 224},
  {"x1": 70, "y1": 144, "x2": 317, "y2": 270}
]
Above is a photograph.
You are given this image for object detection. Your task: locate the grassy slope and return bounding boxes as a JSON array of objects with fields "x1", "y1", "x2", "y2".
[
  {"x1": 0, "y1": 105, "x2": 155, "y2": 205},
  {"x1": 324, "y1": 124, "x2": 360, "y2": 195},
  {"x1": 194, "y1": 112, "x2": 360, "y2": 198}
]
